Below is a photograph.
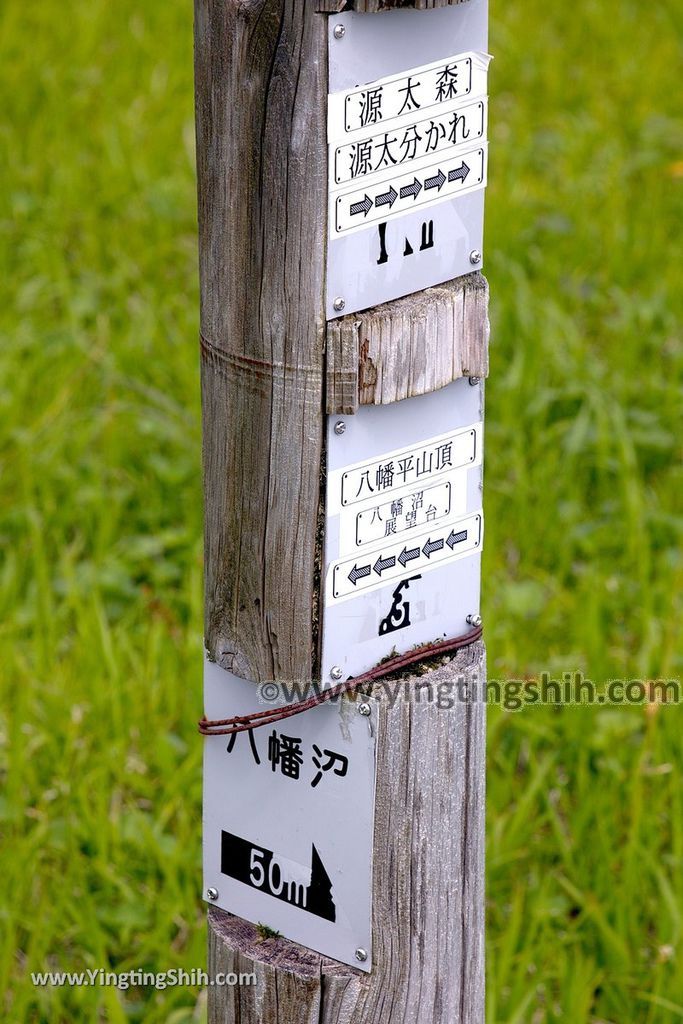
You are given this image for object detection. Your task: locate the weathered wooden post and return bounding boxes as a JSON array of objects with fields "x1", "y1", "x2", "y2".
[{"x1": 195, "y1": 1, "x2": 490, "y2": 1021}]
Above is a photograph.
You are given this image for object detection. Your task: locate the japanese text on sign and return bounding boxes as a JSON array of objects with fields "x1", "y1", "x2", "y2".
[
  {"x1": 355, "y1": 479, "x2": 454, "y2": 547},
  {"x1": 340, "y1": 54, "x2": 475, "y2": 135},
  {"x1": 338, "y1": 424, "x2": 479, "y2": 509},
  {"x1": 328, "y1": 51, "x2": 490, "y2": 239},
  {"x1": 227, "y1": 727, "x2": 350, "y2": 790},
  {"x1": 334, "y1": 98, "x2": 486, "y2": 185}
]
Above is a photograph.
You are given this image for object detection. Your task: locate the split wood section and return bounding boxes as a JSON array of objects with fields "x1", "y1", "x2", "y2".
[
  {"x1": 208, "y1": 643, "x2": 486, "y2": 1024},
  {"x1": 327, "y1": 274, "x2": 489, "y2": 415}
]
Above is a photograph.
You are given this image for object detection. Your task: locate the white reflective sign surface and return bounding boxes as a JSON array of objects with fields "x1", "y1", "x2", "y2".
[
  {"x1": 326, "y1": 1, "x2": 489, "y2": 318},
  {"x1": 203, "y1": 660, "x2": 376, "y2": 971},
  {"x1": 321, "y1": 378, "x2": 484, "y2": 682}
]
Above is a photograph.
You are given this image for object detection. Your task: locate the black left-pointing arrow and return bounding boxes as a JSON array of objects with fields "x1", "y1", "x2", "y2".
[
  {"x1": 348, "y1": 563, "x2": 371, "y2": 586},
  {"x1": 373, "y1": 554, "x2": 396, "y2": 576},
  {"x1": 398, "y1": 545, "x2": 421, "y2": 567},
  {"x1": 422, "y1": 537, "x2": 445, "y2": 558},
  {"x1": 350, "y1": 194, "x2": 373, "y2": 217},
  {"x1": 447, "y1": 528, "x2": 468, "y2": 549},
  {"x1": 399, "y1": 177, "x2": 422, "y2": 201}
]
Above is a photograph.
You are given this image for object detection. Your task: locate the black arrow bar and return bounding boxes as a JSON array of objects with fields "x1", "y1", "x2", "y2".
[
  {"x1": 350, "y1": 193, "x2": 373, "y2": 217},
  {"x1": 348, "y1": 563, "x2": 371, "y2": 586},
  {"x1": 399, "y1": 177, "x2": 422, "y2": 201},
  {"x1": 447, "y1": 529, "x2": 468, "y2": 549},
  {"x1": 349, "y1": 158, "x2": 475, "y2": 225},
  {"x1": 398, "y1": 545, "x2": 421, "y2": 567},
  {"x1": 424, "y1": 168, "x2": 446, "y2": 191},
  {"x1": 375, "y1": 185, "x2": 398, "y2": 209}
]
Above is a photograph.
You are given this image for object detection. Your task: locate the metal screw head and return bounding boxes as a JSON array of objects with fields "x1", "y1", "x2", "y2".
[
  {"x1": 358, "y1": 702, "x2": 371, "y2": 717},
  {"x1": 330, "y1": 665, "x2": 343, "y2": 681},
  {"x1": 468, "y1": 376, "x2": 481, "y2": 386},
  {"x1": 333, "y1": 24, "x2": 346, "y2": 39},
  {"x1": 355, "y1": 948, "x2": 368, "y2": 963},
  {"x1": 466, "y1": 614, "x2": 482, "y2": 628},
  {"x1": 334, "y1": 420, "x2": 346, "y2": 436},
  {"x1": 469, "y1": 249, "x2": 482, "y2": 265},
  {"x1": 333, "y1": 296, "x2": 346, "y2": 312},
  {"x1": 206, "y1": 887, "x2": 219, "y2": 901}
]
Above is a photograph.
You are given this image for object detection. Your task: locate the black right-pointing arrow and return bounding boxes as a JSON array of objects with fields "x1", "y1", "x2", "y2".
[
  {"x1": 448, "y1": 161, "x2": 471, "y2": 184},
  {"x1": 425, "y1": 168, "x2": 446, "y2": 191},
  {"x1": 422, "y1": 537, "x2": 445, "y2": 559},
  {"x1": 447, "y1": 529, "x2": 468, "y2": 549},
  {"x1": 398, "y1": 545, "x2": 421, "y2": 567},
  {"x1": 350, "y1": 194, "x2": 373, "y2": 217},
  {"x1": 399, "y1": 177, "x2": 422, "y2": 201},
  {"x1": 375, "y1": 185, "x2": 398, "y2": 209},
  {"x1": 348, "y1": 563, "x2": 371, "y2": 586}
]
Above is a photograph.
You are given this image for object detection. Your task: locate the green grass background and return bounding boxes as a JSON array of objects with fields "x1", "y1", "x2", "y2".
[{"x1": 0, "y1": 0, "x2": 681, "y2": 1021}]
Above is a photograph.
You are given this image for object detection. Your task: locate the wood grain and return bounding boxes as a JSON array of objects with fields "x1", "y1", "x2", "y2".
[
  {"x1": 326, "y1": 273, "x2": 489, "y2": 413},
  {"x1": 195, "y1": 1, "x2": 327, "y2": 682},
  {"x1": 316, "y1": 0, "x2": 470, "y2": 11},
  {"x1": 208, "y1": 642, "x2": 486, "y2": 1023}
]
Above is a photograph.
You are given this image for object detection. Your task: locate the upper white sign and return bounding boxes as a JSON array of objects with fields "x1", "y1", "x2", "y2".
[
  {"x1": 326, "y1": 4, "x2": 489, "y2": 318},
  {"x1": 328, "y1": 50, "x2": 490, "y2": 241}
]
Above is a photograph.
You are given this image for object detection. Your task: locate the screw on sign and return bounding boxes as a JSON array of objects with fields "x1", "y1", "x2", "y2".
[{"x1": 195, "y1": 1, "x2": 489, "y2": 1022}]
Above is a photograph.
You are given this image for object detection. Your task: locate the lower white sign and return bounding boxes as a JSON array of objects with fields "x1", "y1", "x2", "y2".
[{"x1": 203, "y1": 660, "x2": 377, "y2": 971}]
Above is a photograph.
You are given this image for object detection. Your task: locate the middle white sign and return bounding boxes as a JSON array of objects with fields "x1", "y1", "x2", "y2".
[{"x1": 321, "y1": 378, "x2": 484, "y2": 683}]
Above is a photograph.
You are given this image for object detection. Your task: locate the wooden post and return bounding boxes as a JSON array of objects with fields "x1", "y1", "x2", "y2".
[{"x1": 195, "y1": 1, "x2": 488, "y2": 1021}]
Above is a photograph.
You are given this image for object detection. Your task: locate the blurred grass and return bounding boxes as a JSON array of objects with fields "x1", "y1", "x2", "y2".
[{"x1": 0, "y1": 0, "x2": 681, "y2": 1021}]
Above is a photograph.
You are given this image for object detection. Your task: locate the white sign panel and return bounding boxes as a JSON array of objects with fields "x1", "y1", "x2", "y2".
[
  {"x1": 326, "y1": 2, "x2": 490, "y2": 318},
  {"x1": 321, "y1": 378, "x2": 484, "y2": 682},
  {"x1": 203, "y1": 660, "x2": 377, "y2": 971}
]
